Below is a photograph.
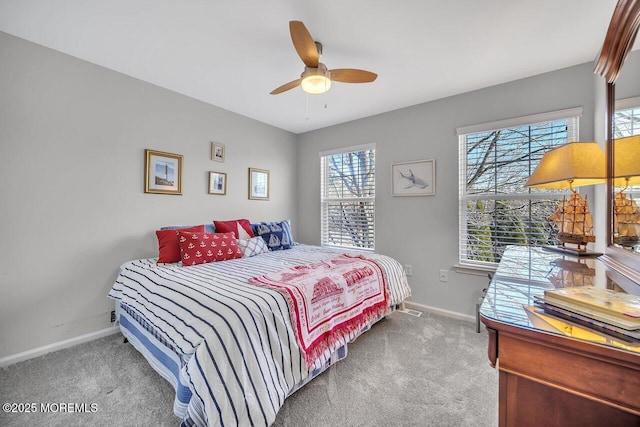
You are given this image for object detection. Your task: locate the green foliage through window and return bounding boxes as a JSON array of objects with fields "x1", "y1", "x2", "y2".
[{"x1": 459, "y1": 116, "x2": 578, "y2": 267}]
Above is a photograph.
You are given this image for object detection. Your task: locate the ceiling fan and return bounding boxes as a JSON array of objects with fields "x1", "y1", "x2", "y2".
[{"x1": 270, "y1": 21, "x2": 377, "y2": 95}]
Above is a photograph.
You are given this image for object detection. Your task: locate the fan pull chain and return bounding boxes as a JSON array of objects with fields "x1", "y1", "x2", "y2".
[
  {"x1": 324, "y1": 78, "x2": 329, "y2": 109},
  {"x1": 304, "y1": 93, "x2": 328, "y2": 122},
  {"x1": 305, "y1": 93, "x2": 310, "y2": 121}
]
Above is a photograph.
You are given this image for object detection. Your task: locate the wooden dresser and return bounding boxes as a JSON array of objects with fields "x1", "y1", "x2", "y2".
[{"x1": 479, "y1": 246, "x2": 640, "y2": 427}]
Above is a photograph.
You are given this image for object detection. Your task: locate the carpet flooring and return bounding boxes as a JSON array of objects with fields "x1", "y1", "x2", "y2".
[{"x1": 0, "y1": 311, "x2": 497, "y2": 427}]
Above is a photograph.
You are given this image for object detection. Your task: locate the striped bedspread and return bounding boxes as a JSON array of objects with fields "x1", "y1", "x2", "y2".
[{"x1": 108, "y1": 245, "x2": 410, "y2": 426}]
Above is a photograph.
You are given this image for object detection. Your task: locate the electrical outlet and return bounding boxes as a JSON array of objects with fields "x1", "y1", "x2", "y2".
[
  {"x1": 404, "y1": 265, "x2": 413, "y2": 276},
  {"x1": 439, "y1": 269, "x2": 448, "y2": 282},
  {"x1": 110, "y1": 310, "x2": 116, "y2": 323}
]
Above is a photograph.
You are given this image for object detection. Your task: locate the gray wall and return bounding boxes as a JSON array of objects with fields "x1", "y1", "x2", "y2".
[
  {"x1": 4, "y1": 27, "x2": 636, "y2": 359},
  {"x1": 616, "y1": 49, "x2": 640, "y2": 99},
  {"x1": 0, "y1": 32, "x2": 297, "y2": 359},
  {"x1": 296, "y1": 62, "x2": 597, "y2": 317}
]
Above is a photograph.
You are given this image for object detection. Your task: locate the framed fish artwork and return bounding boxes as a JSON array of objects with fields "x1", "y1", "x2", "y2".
[{"x1": 391, "y1": 159, "x2": 435, "y2": 196}]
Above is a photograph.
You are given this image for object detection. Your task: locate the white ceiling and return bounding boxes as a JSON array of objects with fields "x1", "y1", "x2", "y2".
[{"x1": 0, "y1": 0, "x2": 620, "y2": 134}]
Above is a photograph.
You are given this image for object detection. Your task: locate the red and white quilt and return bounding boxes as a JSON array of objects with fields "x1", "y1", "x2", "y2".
[{"x1": 249, "y1": 254, "x2": 388, "y2": 367}]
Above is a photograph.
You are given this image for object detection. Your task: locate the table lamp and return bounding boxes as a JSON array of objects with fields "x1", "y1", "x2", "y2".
[
  {"x1": 612, "y1": 135, "x2": 640, "y2": 247},
  {"x1": 526, "y1": 142, "x2": 606, "y2": 252}
]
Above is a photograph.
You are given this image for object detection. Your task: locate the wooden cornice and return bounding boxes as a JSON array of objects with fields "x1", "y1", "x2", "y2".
[{"x1": 594, "y1": 0, "x2": 640, "y2": 83}]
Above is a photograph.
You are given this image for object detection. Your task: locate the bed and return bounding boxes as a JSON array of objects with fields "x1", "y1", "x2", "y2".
[{"x1": 108, "y1": 241, "x2": 410, "y2": 427}]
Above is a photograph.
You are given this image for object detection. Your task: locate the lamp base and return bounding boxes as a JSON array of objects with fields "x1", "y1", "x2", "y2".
[
  {"x1": 614, "y1": 236, "x2": 640, "y2": 248},
  {"x1": 541, "y1": 245, "x2": 601, "y2": 257}
]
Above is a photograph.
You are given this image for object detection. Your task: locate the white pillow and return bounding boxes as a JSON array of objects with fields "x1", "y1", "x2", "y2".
[{"x1": 238, "y1": 236, "x2": 269, "y2": 257}]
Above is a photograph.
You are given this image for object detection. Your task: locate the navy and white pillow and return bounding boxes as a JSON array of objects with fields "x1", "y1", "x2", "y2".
[
  {"x1": 251, "y1": 219, "x2": 295, "y2": 251},
  {"x1": 238, "y1": 236, "x2": 269, "y2": 257}
]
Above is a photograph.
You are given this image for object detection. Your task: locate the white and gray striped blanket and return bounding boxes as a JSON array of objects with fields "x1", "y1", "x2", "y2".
[{"x1": 108, "y1": 245, "x2": 410, "y2": 426}]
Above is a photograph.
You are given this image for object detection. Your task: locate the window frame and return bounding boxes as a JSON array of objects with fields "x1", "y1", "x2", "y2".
[
  {"x1": 320, "y1": 143, "x2": 376, "y2": 251},
  {"x1": 614, "y1": 96, "x2": 640, "y2": 138},
  {"x1": 457, "y1": 108, "x2": 582, "y2": 269},
  {"x1": 613, "y1": 96, "x2": 640, "y2": 223}
]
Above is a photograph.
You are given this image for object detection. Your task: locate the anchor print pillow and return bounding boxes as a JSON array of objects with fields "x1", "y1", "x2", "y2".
[
  {"x1": 156, "y1": 225, "x2": 205, "y2": 263},
  {"x1": 177, "y1": 231, "x2": 243, "y2": 266},
  {"x1": 251, "y1": 219, "x2": 295, "y2": 251}
]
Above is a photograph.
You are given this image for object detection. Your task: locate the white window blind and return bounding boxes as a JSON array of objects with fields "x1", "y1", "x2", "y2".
[
  {"x1": 458, "y1": 110, "x2": 580, "y2": 268},
  {"x1": 320, "y1": 144, "x2": 375, "y2": 250},
  {"x1": 614, "y1": 99, "x2": 640, "y2": 138}
]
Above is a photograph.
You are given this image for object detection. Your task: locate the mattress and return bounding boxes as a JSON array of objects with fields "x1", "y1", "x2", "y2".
[{"x1": 108, "y1": 244, "x2": 410, "y2": 426}]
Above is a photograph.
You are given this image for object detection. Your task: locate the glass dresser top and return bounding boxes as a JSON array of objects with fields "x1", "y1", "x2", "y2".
[{"x1": 479, "y1": 245, "x2": 640, "y2": 354}]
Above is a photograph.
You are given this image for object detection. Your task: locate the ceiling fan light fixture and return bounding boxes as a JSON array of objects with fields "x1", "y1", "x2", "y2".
[
  {"x1": 301, "y1": 74, "x2": 331, "y2": 94},
  {"x1": 300, "y1": 64, "x2": 331, "y2": 94},
  {"x1": 270, "y1": 22, "x2": 376, "y2": 95}
]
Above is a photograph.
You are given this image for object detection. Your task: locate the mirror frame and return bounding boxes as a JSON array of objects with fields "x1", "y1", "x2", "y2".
[{"x1": 594, "y1": 0, "x2": 640, "y2": 283}]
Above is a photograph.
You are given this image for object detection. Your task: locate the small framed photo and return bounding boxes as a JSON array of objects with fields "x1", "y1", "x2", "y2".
[
  {"x1": 249, "y1": 168, "x2": 270, "y2": 200},
  {"x1": 392, "y1": 159, "x2": 435, "y2": 196},
  {"x1": 208, "y1": 171, "x2": 227, "y2": 195},
  {"x1": 211, "y1": 142, "x2": 225, "y2": 162},
  {"x1": 145, "y1": 149, "x2": 183, "y2": 195}
]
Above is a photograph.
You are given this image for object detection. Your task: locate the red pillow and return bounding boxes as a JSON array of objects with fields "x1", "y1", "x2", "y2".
[
  {"x1": 178, "y1": 231, "x2": 243, "y2": 266},
  {"x1": 156, "y1": 225, "x2": 205, "y2": 263},
  {"x1": 213, "y1": 219, "x2": 254, "y2": 239}
]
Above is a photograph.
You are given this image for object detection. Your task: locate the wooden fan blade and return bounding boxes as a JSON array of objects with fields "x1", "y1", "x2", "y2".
[
  {"x1": 270, "y1": 78, "x2": 302, "y2": 95},
  {"x1": 289, "y1": 21, "x2": 318, "y2": 68},
  {"x1": 330, "y1": 69, "x2": 378, "y2": 83}
]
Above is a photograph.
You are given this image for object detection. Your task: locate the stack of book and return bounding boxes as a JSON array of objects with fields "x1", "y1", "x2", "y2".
[{"x1": 534, "y1": 286, "x2": 640, "y2": 341}]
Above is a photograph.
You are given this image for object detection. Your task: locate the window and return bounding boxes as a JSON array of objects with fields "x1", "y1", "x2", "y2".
[
  {"x1": 457, "y1": 108, "x2": 581, "y2": 268},
  {"x1": 613, "y1": 98, "x2": 640, "y2": 244},
  {"x1": 614, "y1": 97, "x2": 640, "y2": 138},
  {"x1": 614, "y1": 99, "x2": 640, "y2": 193},
  {"x1": 320, "y1": 144, "x2": 375, "y2": 250}
]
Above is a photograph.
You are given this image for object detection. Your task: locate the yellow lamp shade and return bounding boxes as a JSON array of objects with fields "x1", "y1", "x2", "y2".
[
  {"x1": 613, "y1": 135, "x2": 640, "y2": 187},
  {"x1": 526, "y1": 142, "x2": 606, "y2": 189}
]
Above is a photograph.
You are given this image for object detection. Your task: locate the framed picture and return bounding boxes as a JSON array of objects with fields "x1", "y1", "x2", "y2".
[
  {"x1": 211, "y1": 142, "x2": 225, "y2": 162},
  {"x1": 391, "y1": 159, "x2": 435, "y2": 196},
  {"x1": 144, "y1": 149, "x2": 183, "y2": 195},
  {"x1": 208, "y1": 171, "x2": 227, "y2": 195},
  {"x1": 248, "y1": 168, "x2": 270, "y2": 200}
]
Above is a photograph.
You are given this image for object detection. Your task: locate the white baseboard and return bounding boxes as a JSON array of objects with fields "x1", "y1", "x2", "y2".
[
  {"x1": 0, "y1": 326, "x2": 120, "y2": 368},
  {"x1": 0, "y1": 303, "x2": 472, "y2": 367},
  {"x1": 404, "y1": 301, "x2": 475, "y2": 323}
]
